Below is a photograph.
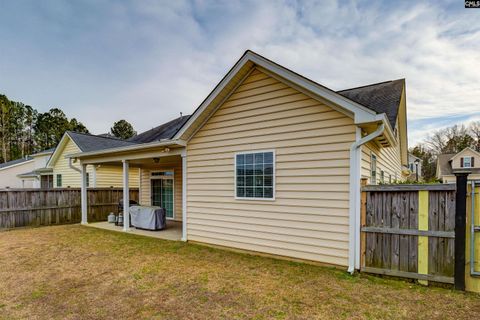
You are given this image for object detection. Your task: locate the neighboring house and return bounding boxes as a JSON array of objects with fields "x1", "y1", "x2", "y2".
[
  {"x1": 437, "y1": 147, "x2": 480, "y2": 183},
  {"x1": 46, "y1": 131, "x2": 140, "y2": 188},
  {"x1": 70, "y1": 51, "x2": 409, "y2": 272},
  {"x1": 0, "y1": 149, "x2": 54, "y2": 189},
  {"x1": 407, "y1": 153, "x2": 422, "y2": 181}
]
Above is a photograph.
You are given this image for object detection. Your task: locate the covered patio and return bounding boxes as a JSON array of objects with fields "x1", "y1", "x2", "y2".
[{"x1": 69, "y1": 140, "x2": 188, "y2": 241}]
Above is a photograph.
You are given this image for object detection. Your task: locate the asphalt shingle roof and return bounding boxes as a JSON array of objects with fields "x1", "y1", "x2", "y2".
[
  {"x1": 0, "y1": 157, "x2": 32, "y2": 169},
  {"x1": 67, "y1": 131, "x2": 137, "y2": 152},
  {"x1": 129, "y1": 115, "x2": 190, "y2": 143},
  {"x1": 437, "y1": 153, "x2": 456, "y2": 176},
  {"x1": 337, "y1": 79, "x2": 404, "y2": 129}
]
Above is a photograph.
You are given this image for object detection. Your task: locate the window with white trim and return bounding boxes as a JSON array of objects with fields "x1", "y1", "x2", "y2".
[
  {"x1": 371, "y1": 153, "x2": 377, "y2": 184},
  {"x1": 463, "y1": 156, "x2": 472, "y2": 168},
  {"x1": 236, "y1": 151, "x2": 274, "y2": 199}
]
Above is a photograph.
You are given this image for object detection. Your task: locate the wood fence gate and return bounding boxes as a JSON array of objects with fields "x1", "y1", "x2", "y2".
[{"x1": 360, "y1": 184, "x2": 457, "y2": 284}]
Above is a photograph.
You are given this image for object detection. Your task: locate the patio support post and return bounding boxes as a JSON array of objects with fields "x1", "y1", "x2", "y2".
[
  {"x1": 122, "y1": 160, "x2": 130, "y2": 232},
  {"x1": 181, "y1": 152, "x2": 187, "y2": 241},
  {"x1": 81, "y1": 162, "x2": 88, "y2": 224}
]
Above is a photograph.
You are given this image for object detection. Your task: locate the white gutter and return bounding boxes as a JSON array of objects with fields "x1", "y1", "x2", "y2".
[
  {"x1": 348, "y1": 123, "x2": 385, "y2": 273},
  {"x1": 67, "y1": 139, "x2": 186, "y2": 159}
]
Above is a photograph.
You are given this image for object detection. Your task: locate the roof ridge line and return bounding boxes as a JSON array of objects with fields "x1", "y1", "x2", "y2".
[{"x1": 338, "y1": 79, "x2": 404, "y2": 93}]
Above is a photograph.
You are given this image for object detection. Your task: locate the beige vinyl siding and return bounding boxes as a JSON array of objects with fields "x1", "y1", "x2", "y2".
[
  {"x1": 95, "y1": 166, "x2": 139, "y2": 188},
  {"x1": 52, "y1": 139, "x2": 91, "y2": 188},
  {"x1": 139, "y1": 159, "x2": 183, "y2": 221},
  {"x1": 186, "y1": 69, "x2": 355, "y2": 266},
  {"x1": 361, "y1": 120, "x2": 403, "y2": 184},
  {"x1": 52, "y1": 138, "x2": 139, "y2": 188},
  {"x1": 0, "y1": 160, "x2": 36, "y2": 189}
]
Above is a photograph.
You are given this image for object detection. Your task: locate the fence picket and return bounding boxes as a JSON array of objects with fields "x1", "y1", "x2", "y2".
[{"x1": 0, "y1": 188, "x2": 138, "y2": 230}]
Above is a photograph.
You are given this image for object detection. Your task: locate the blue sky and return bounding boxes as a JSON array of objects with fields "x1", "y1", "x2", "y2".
[{"x1": 0, "y1": 0, "x2": 479, "y2": 145}]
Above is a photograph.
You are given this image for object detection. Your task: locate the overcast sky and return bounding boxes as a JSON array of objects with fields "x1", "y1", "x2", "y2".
[{"x1": 0, "y1": 0, "x2": 479, "y2": 145}]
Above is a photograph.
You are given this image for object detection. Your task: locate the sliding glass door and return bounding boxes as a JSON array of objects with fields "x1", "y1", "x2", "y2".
[{"x1": 151, "y1": 171, "x2": 174, "y2": 219}]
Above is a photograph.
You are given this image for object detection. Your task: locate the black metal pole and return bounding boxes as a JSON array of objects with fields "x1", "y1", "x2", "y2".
[{"x1": 454, "y1": 172, "x2": 469, "y2": 291}]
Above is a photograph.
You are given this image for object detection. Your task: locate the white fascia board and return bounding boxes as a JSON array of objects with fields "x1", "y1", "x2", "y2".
[
  {"x1": 173, "y1": 55, "x2": 252, "y2": 140},
  {"x1": 173, "y1": 51, "x2": 378, "y2": 141},
  {"x1": 247, "y1": 53, "x2": 377, "y2": 121},
  {"x1": 67, "y1": 139, "x2": 183, "y2": 159},
  {"x1": 46, "y1": 132, "x2": 81, "y2": 168},
  {"x1": 449, "y1": 147, "x2": 480, "y2": 161}
]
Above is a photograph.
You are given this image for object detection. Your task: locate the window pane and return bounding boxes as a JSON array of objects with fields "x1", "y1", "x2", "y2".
[
  {"x1": 255, "y1": 176, "x2": 263, "y2": 186},
  {"x1": 236, "y1": 154, "x2": 245, "y2": 166},
  {"x1": 264, "y1": 175, "x2": 273, "y2": 187},
  {"x1": 236, "y1": 165, "x2": 245, "y2": 176},
  {"x1": 245, "y1": 164, "x2": 254, "y2": 175},
  {"x1": 255, "y1": 153, "x2": 263, "y2": 164},
  {"x1": 245, "y1": 154, "x2": 254, "y2": 164},
  {"x1": 254, "y1": 164, "x2": 263, "y2": 175},
  {"x1": 236, "y1": 187, "x2": 245, "y2": 197},
  {"x1": 245, "y1": 176, "x2": 254, "y2": 186},
  {"x1": 237, "y1": 176, "x2": 245, "y2": 187},
  {"x1": 255, "y1": 187, "x2": 263, "y2": 198},
  {"x1": 264, "y1": 187, "x2": 273, "y2": 198},
  {"x1": 245, "y1": 187, "x2": 254, "y2": 197},
  {"x1": 264, "y1": 152, "x2": 273, "y2": 163},
  {"x1": 264, "y1": 163, "x2": 273, "y2": 175}
]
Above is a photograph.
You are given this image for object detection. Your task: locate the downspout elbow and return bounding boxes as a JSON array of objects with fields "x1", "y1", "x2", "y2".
[{"x1": 69, "y1": 158, "x2": 82, "y2": 173}]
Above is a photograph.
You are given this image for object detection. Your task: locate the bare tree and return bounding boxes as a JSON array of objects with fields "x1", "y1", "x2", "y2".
[{"x1": 470, "y1": 121, "x2": 480, "y2": 151}]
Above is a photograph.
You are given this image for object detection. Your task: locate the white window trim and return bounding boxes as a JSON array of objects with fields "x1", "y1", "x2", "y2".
[
  {"x1": 234, "y1": 149, "x2": 276, "y2": 201},
  {"x1": 463, "y1": 156, "x2": 472, "y2": 168},
  {"x1": 150, "y1": 169, "x2": 175, "y2": 220}
]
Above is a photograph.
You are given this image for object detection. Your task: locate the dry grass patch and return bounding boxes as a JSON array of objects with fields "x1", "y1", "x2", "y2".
[{"x1": 0, "y1": 225, "x2": 479, "y2": 319}]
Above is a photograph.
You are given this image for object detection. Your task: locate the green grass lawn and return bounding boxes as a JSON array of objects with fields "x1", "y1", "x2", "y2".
[{"x1": 0, "y1": 225, "x2": 479, "y2": 319}]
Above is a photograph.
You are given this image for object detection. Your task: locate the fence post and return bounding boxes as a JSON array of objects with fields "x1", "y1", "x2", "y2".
[
  {"x1": 418, "y1": 190, "x2": 429, "y2": 286},
  {"x1": 455, "y1": 171, "x2": 469, "y2": 291}
]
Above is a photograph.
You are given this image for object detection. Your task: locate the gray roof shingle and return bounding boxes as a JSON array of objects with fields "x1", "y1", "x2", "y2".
[
  {"x1": 67, "y1": 131, "x2": 137, "y2": 152},
  {"x1": 0, "y1": 157, "x2": 33, "y2": 169},
  {"x1": 337, "y1": 79, "x2": 404, "y2": 129},
  {"x1": 437, "y1": 153, "x2": 455, "y2": 176},
  {"x1": 129, "y1": 115, "x2": 190, "y2": 143}
]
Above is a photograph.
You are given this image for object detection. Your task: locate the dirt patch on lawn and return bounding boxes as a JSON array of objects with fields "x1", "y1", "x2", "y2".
[{"x1": 0, "y1": 225, "x2": 479, "y2": 319}]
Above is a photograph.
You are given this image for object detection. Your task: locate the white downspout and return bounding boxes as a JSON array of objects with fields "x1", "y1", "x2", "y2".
[{"x1": 348, "y1": 123, "x2": 385, "y2": 273}]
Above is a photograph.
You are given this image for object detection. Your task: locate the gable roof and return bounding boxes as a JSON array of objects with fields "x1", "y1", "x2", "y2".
[
  {"x1": 47, "y1": 131, "x2": 137, "y2": 167},
  {"x1": 338, "y1": 79, "x2": 404, "y2": 129},
  {"x1": 129, "y1": 115, "x2": 190, "y2": 143},
  {"x1": 67, "y1": 131, "x2": 137, "y2": 152},
  {"x1": 449, "y1": 147, "x2": 480, "y2": 161},
  {"x1": 173, "y1": 50, "x2": 397, "y2": 146},
  {"x1": 0, "y1": 157, "x2": 33, "y2": 170}
]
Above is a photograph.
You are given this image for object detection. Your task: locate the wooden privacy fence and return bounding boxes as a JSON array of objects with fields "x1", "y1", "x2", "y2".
[
  {"x1": 0, "y1": 188, "x2": 139, "y2": 230},
  {"x1": 360, "y1": 184, "x2": 457, "y2": 284}
]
